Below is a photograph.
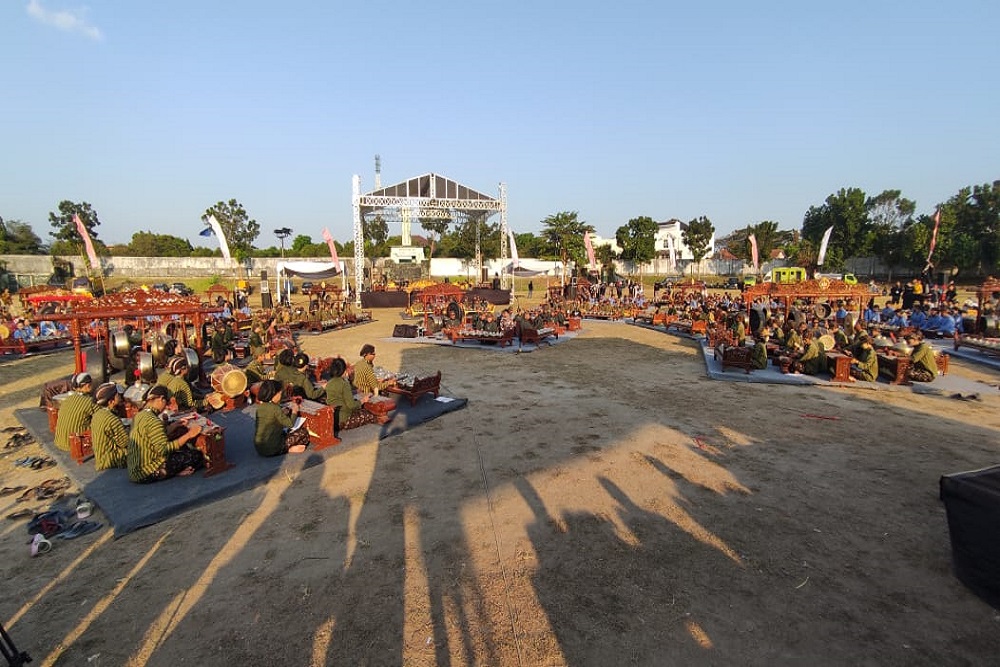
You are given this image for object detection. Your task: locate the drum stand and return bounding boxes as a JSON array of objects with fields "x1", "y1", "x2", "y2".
[{"x1": 0, "y1": 621, "x2": 31, "y2": 667}]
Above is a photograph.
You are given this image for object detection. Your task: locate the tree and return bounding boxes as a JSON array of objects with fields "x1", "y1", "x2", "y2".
[
  {"x1": 363, "y1": 214, "x2": 390, "y2": 257},
  {"x1": 866, "y1": 190, "x2": 915, "y2": 278},
  {"x1": 801, "y1": 187, "x2": 871, "y2": 270},
  {"x1": 725, "y1": 220, "x2": 784, "y2": 271},
  {"x1": 419, "y1": 218, "x2": 451, "y2": 258},
  {"x1": 942, "y1": 181, "x2": 1000, "y2": 275},
  {"x1": 48, "y1": 200, "x2": 105, "y2": 260},
  {"x1": 0, "y1": 217, "x2": 44, "y2": 254},
  {"x1": 595, "y1": 243, "x2": 618, "y2": 281},
  {"x1": 615, "y1": 216, "x2": 658, "y2": 275},
  {"x1": 541, "y1": 211, "x2": 593, "y2": 277},
  {"x1": 681, "y1": 216, "x2": 715, "y2": 276},
  {"x1": 127, "y1": 231, "x2": 194, "y2": 257},
  {"x1": 291, "y1": 234, "x2": 314, "y2": 255},
  {"x1": 202, "y1": 199, "x2": 260, "y2": 263}
]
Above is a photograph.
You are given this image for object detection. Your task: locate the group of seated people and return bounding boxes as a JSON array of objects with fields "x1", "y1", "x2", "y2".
[
  {"x1": 50, "y1": 338, "x2": 401, "y2": 483},
  {"x1": 739, "y1": 310, "x2": 940, "y2": 383}
]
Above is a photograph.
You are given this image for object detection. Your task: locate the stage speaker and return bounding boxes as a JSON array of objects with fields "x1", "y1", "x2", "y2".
[
  {"x1": 941, "y1": 465, "x2": 1000, "y2": 610},
  {"x1": 261, "y1": 292, "x2": 273, "y2": 310},
  {"x1": 393, "y1": 324, "x2": 418, "y2": 338}
]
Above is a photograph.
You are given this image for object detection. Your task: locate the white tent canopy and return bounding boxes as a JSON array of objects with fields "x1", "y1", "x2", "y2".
[{"x1": 275, "y1": 260, "x2": 343, "y2": 301}]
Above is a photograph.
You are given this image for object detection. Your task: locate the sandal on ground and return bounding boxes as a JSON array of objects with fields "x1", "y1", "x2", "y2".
[
  {"x1": 57, "y1": 520, "x2": 103, "y2": 539},
  {"x1": 30, "y1": 457, "x2": 56, "y2": 471},
  {"x1": 30, "y1": 533, "x2": 52, "y2": 557},
  {"x1": 6, "y1": 508, "x2": 35, "y2": 520},
  {"x1": 76, "y1": 500, "x2": 93, "y2": 519},
  {"x1": 0, "y1": 485, "x2": 27, "y2": 496},
  {"x1": 1, "y1": 425, "x2": 26, "y2": 433}
]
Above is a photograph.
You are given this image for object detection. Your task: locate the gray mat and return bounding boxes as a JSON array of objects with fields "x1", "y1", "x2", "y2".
[
  {"x1": 16, "y1": 393, "x2": 467, "y2": 537},
  {"x1": 383, "y1": 330, "x2": 580, "y2": 352}
]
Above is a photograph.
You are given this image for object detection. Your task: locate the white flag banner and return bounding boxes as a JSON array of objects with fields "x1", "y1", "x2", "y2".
[
  {"x1": 208, "y1": 215, "x2": 233, "y2": 261},
  {"x1": 508, "y1": 228, "x2": 520, "y2": 267},
  {"x1": 748, "y1": 233, "x2": 759, "y2": 273},
  {"x1": 816, "y1": 225, "x2": 834, "y2": 267},
  {"x1": 667, "y1": 235, "x2": 677, "y2": 270}
]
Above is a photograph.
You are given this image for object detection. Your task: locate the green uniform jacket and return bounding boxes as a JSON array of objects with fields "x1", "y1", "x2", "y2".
[
  {"x1": 853, "y1": 347, "x2": 879, "y2": 382},
  {"x1": 167, "y1": 374, "x2": 198, "y2": 411},
  {"x1": 54, "y1": 392, "x2": 96, "y2": 451},
  {"x1": 799, "y1": 340, "x2": 825, "y2": 375},
  {"x1": 325, "y1": 376, "x2": 361, "y2": 428},
  {"x1": 254, "y1": 401, "x2": 294, "y2": 457},
  {"x1": 274, "y1": 364, "x2": 325, "y2": 401},
  {"x1": 91, "y1": 406, "x2": 128, "y2": 470},
  {"x1": 751, "y1": 342, "x2": 768, "y2": 370},
  {"x1": 128, "y1": 409, "x2": 183, "y2": 482},
  {"x1": 910, "y1": 342, "x2": 938, "y2": 375}
]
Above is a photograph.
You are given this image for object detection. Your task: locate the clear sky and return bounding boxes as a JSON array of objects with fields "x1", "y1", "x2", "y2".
[{"x1": 2, "y1": 0, "x2": 998, "y2": 250}]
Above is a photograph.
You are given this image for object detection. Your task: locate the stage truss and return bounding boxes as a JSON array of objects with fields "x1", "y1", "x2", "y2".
[{"x1": 352, "y1": 173, "x2": 508, "y2": 304}]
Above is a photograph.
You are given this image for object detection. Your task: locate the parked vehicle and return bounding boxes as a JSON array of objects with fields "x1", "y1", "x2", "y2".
[
  {"x1": 301, "y1": 281, "x2": 314, "y2": 293},
  {"x1": 725, "y1": 277, "x2": 741, "y2": 289},
  {"x1": 766, "y1": 267, "x2": 808, "y2": 284},
  {"x1": 170, "y1": 282, "x2": 194, "y2": 296},
  {"x1": 151, "y1": 283, "x2": 170, "y2": 292}
]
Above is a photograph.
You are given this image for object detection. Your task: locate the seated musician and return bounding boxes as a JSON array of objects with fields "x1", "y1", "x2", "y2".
[
  {"x1": 849, "y1": 334, "x2": 878, "y2": 382},
  {"x1": 794, "y1": 329, "x2": 825, "y2": 375},
  {"x1": 91, "y1": 382, "x2": 128, "y2": 470},
  {"x1": 905, "y1": 332, "x2": 938, "y2": 382},
  {"x1": 244, "y1": 352, "x2": 273, "y2": 384},
  {"x1": 249, "y1": 323, "x2": 267, "y2": 358},
  {"x1": 274, "y1": 349, "x2": 325, "y2": 401},
  {"x1": 54, "y1": 373, "x2": 97, "y2": 451},
  {"x1": 352, "y1": 344, "x2": 396, "y2": 399},
  {"x1": 161, "y1": 356, "x2": 208, "y2": 412},
  {"x1": 325, "y1": 358, "x2": 386, "y2": 429},
  {"x1": 127, "y1": 385, "x2": 205, "y2": 483},
  {"x1": 209, "y1": 322, "x2": 230, "y2": 363},
  {"x1": 750, "y1": 329, "x2": 770, "y2": 370},
  {"x1": 783, "y1": 323, "x2": 804, "y2": 353},
  {"x1": 253, "y1": 379, "x2": 307, "y2": 456}
]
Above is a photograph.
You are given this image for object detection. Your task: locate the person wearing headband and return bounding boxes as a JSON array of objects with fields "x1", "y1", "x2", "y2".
[
  {"x1": 127, "y1": 385, "x2": 204, "y2": 483},
  {"x1": 54, "y1": 373, "x2": 96, "y2": 451},
  {"x1": 91, "y1": 383, "x2": 128, "y2": 470}
]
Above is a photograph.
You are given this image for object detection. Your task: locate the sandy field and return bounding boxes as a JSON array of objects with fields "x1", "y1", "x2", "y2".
[{"x1": 2, "y1": 309, "x2": 1000, "y2": 666}]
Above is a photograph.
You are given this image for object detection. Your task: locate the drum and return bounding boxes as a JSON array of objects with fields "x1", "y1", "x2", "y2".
[
  {"x1": 842, "y1": 312, "x2": 858, "y2": 331},
  {"x1": 124, "y1": 382, "x2": 150, "y2": 408},
  {"x1": 446, "y1": 301, "x2": 465, "y2": 322},
  {"x1": 210, "y1": 364, "x2": 247, "y2": 397},
  {"x1": 749, "y1": 306, "x2": 769, "y2": 334}
]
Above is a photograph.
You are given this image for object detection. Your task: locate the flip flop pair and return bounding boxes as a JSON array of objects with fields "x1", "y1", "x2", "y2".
[
  {"x1": 6, "y1": 508, "x2": 35, "y2": 521},
  {"x1": 1, "y1": 426, "x2": 26, "y2": 434},
  {"x1": 57, "y1": 520, "x2": 103, "y2": 540},
  {"x1": 0, "y1": 485, "x2": 27, "y2": 496},
  {"x1": 30, "y1": 457, "x2": 56, "y2": 471},
  {"x1": 4, "y1": 433, "x2": 34, "y2": 449}
]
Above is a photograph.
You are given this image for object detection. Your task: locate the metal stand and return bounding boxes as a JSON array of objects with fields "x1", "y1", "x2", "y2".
[{"x1": 0, "y1": 621, "x2": 31, "y2": 667}]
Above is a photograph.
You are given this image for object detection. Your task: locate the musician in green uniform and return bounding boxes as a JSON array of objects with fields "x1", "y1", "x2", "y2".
[
  {"x1": 906, "y1": 332, "x2": 938, "y2": 382},
  {"x1": 91, "y1": 382, "x2": 128, "y2": 470},
  {"x1": 54, "y1": 373, "x2": 96, "y2": 451},
  {"x1": 849, "y1": 334, "x2": 879, "y2": 382},
  {"x1": 127, "y1": 385, "x2": 204, "y2": 483},
  {"x1": 253, "y1": 379, "x2": 306, "y2": 456},
  {"x1": 325, "y1": 358, "x2": 384, "y2": 430},
  {"x1": 750, "y1": 329, "x2": 770, "y2": 370},
  {"x1": 274, "y1": 349, "x2": 325, "y2": 401}
]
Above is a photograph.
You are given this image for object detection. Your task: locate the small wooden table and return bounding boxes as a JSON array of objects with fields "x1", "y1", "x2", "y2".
[
  {"x1": 877, "y1": 352, "x2": 911, "y2": 385},
  {"x1": 169, "y1": 412, "x2": 233, "y2": 477},
  {"x1": 385, "y1": 372, "x2": 442, "y2": 406},
  {"x1": 825, "y1": 351, "x2": 853, "y2": 383},
  {"x1": 284, "y1": 399, "x2": 339, "y2": 450}
]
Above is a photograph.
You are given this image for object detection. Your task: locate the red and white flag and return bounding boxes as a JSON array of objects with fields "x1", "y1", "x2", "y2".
[
  {"x1": 748, "y1": 233, "x2": 759, "y2": 273},
  {"x1": 584, "y1": 231, "x2": 597, "y2": 271},
  {"x1": 73, "y1": 213, "x2": 100, "y2": 268},
  {"x1": 321, "y1": 227, "x2": 340, "y2": 269},
  {"x1": 927, "y1": 209, "x2": 941, "y2": 262},
  {"x1": 816, "y1": 225, "x2": 834, "y2": 267}
]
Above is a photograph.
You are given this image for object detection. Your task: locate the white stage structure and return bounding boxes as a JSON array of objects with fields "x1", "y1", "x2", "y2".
[{"x1": 351, "y1": 173, "x2": 508, "y2": 305}]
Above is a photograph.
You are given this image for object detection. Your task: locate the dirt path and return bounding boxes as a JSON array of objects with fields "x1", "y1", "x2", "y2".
[{"x1": 2, "y1": 315, "x2": 999, "y2": 666}]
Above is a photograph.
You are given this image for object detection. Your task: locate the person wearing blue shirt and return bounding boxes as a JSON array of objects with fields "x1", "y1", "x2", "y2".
[
  {"x1": 909, "y1": 308, "x2": 927, "y2": 329},
  {"x1": 936, "y1": 313, "x2": 956, "y2": 337},
  {"x1": 880, "y1": 305, "x2": 896, "y2": 321},
  {"x1": 12, "y1": 320, "x2": 36, "y2": 341},
  {"x1": 864, "y1": 305, "x2": 880, "y2": 323},
  {"x1": 889, "y1": 311, "x2": 908, "y2": 328}
]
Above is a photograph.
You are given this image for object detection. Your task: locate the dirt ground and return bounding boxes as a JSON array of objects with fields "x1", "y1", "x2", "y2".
[{"x1": 2, "y1": 309, "x2": 1000, "y2": 666}]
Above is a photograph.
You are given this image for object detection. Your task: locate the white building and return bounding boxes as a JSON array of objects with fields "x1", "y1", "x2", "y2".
[{"x1": 590, "y1": 218, "x2": 715, "y2": 261}]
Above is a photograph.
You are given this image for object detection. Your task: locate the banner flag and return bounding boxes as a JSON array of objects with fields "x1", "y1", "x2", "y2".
[
  {"x1": 748, "y1": 233, "x2": 759, "y2": 273},
  {"x1": 199, "y1": 227, "x2": 214, "y2": 237},
  {"x1": 584, "y1": 231, "x2": 597, "y2": 271},
  {"x1": 667, "y1": 235, "x2": 677, "y2": 271},
  {"x1": 73, "y1": 213, "x2": 100, "y2": 268},
  {"x1": 207, "y1": 215, "x2": 232, "y2": 261},
  {"x1": 816, "y1": 225, "x2": 834, "y2": 267},
  {"x1": 321, "y1": 227, "x2": 340, "y2": 268},
  {"x1": 927, "y1": 208, "x2": 941, "y2": 262},
  {"x1": 508, "y1": 228, "x2": 520, "y2": 267}
]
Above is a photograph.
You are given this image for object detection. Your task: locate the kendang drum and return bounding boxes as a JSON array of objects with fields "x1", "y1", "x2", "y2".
[{"x1": 210, "y1": 364, "x2": 247, "y2": 397}]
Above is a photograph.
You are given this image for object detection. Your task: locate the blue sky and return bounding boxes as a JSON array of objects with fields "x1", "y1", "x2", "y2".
[{"x1": 2, "y1": 0, "x2": 998, "y2": 250}]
